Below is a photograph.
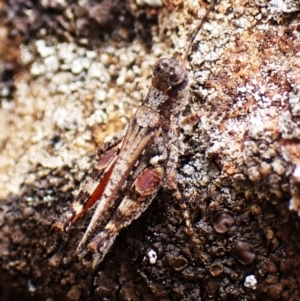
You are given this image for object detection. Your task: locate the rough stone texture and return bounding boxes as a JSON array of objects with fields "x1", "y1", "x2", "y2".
[{"x1": 1, "y1": 0, "x2": 300, "y2": 300}]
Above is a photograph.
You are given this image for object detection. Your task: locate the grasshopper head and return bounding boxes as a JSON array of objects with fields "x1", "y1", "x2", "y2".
[{"x1": 152, "y1": 58, "x2": 188, "y2": 93}]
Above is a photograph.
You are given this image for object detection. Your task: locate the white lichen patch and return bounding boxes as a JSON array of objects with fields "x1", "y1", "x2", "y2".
[
  {"x1": 0, "y1": 36, "x2": 157, "y2": 198},
  {"x1": 268, "y1": 0, "x2": 300, "y2": 14},
  {"x1": 244, "y1": 275, "x2": 257, "y2": 290},
  {"x1": 135, "y1": 0, "x2": 163, "y2": 7},
  {"x1": 147, "y1": 249, "x2": 157, "y2": 264}
]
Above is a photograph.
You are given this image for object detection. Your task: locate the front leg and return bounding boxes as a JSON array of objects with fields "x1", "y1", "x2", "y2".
[
  {"x1": 179, "y1": 111, "x2": 203, "y2": 127},
  {"x1": 150, "y1": 136, "x2": 168, "y2": 166},
  {"x1": 163, "y1": 116, "x2": 193, "y2": 235},
  {"x1": 179, "y1": 110, "x2": 220, "y2": 127}
]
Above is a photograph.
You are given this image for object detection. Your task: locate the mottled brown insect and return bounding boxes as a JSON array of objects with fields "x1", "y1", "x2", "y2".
[{"x1": 54, "y1": 0, "x2": 216, "y2": 267}]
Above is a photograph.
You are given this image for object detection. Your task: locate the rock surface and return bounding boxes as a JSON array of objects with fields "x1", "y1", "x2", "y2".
[{"x1": 1, "y1": 0, "x2": 300, "y2": 300}]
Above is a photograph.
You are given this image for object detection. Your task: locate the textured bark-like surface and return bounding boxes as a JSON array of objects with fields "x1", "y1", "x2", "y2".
[{"x1": 1, "y1": 0, "x2": 300, "y2": 300}]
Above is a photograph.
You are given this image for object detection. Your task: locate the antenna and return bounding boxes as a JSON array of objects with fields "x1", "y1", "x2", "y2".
[{"x1": 183, "y1": 0, "x2": 217, "y2": 63}]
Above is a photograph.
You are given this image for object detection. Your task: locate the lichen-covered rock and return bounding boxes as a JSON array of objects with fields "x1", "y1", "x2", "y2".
[{"x1": 1, "y1": 0, "x2": 300, "y2": 300}]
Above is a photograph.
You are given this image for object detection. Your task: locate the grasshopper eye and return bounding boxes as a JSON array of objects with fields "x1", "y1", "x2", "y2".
[{"x1": 169, "y1": 64, "x2": 186, "y2": 87}]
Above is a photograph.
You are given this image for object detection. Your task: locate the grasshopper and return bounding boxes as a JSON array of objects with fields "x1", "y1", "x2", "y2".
[{"x1": 54, "y1": 0, "x2": 216, "y2": 267}]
